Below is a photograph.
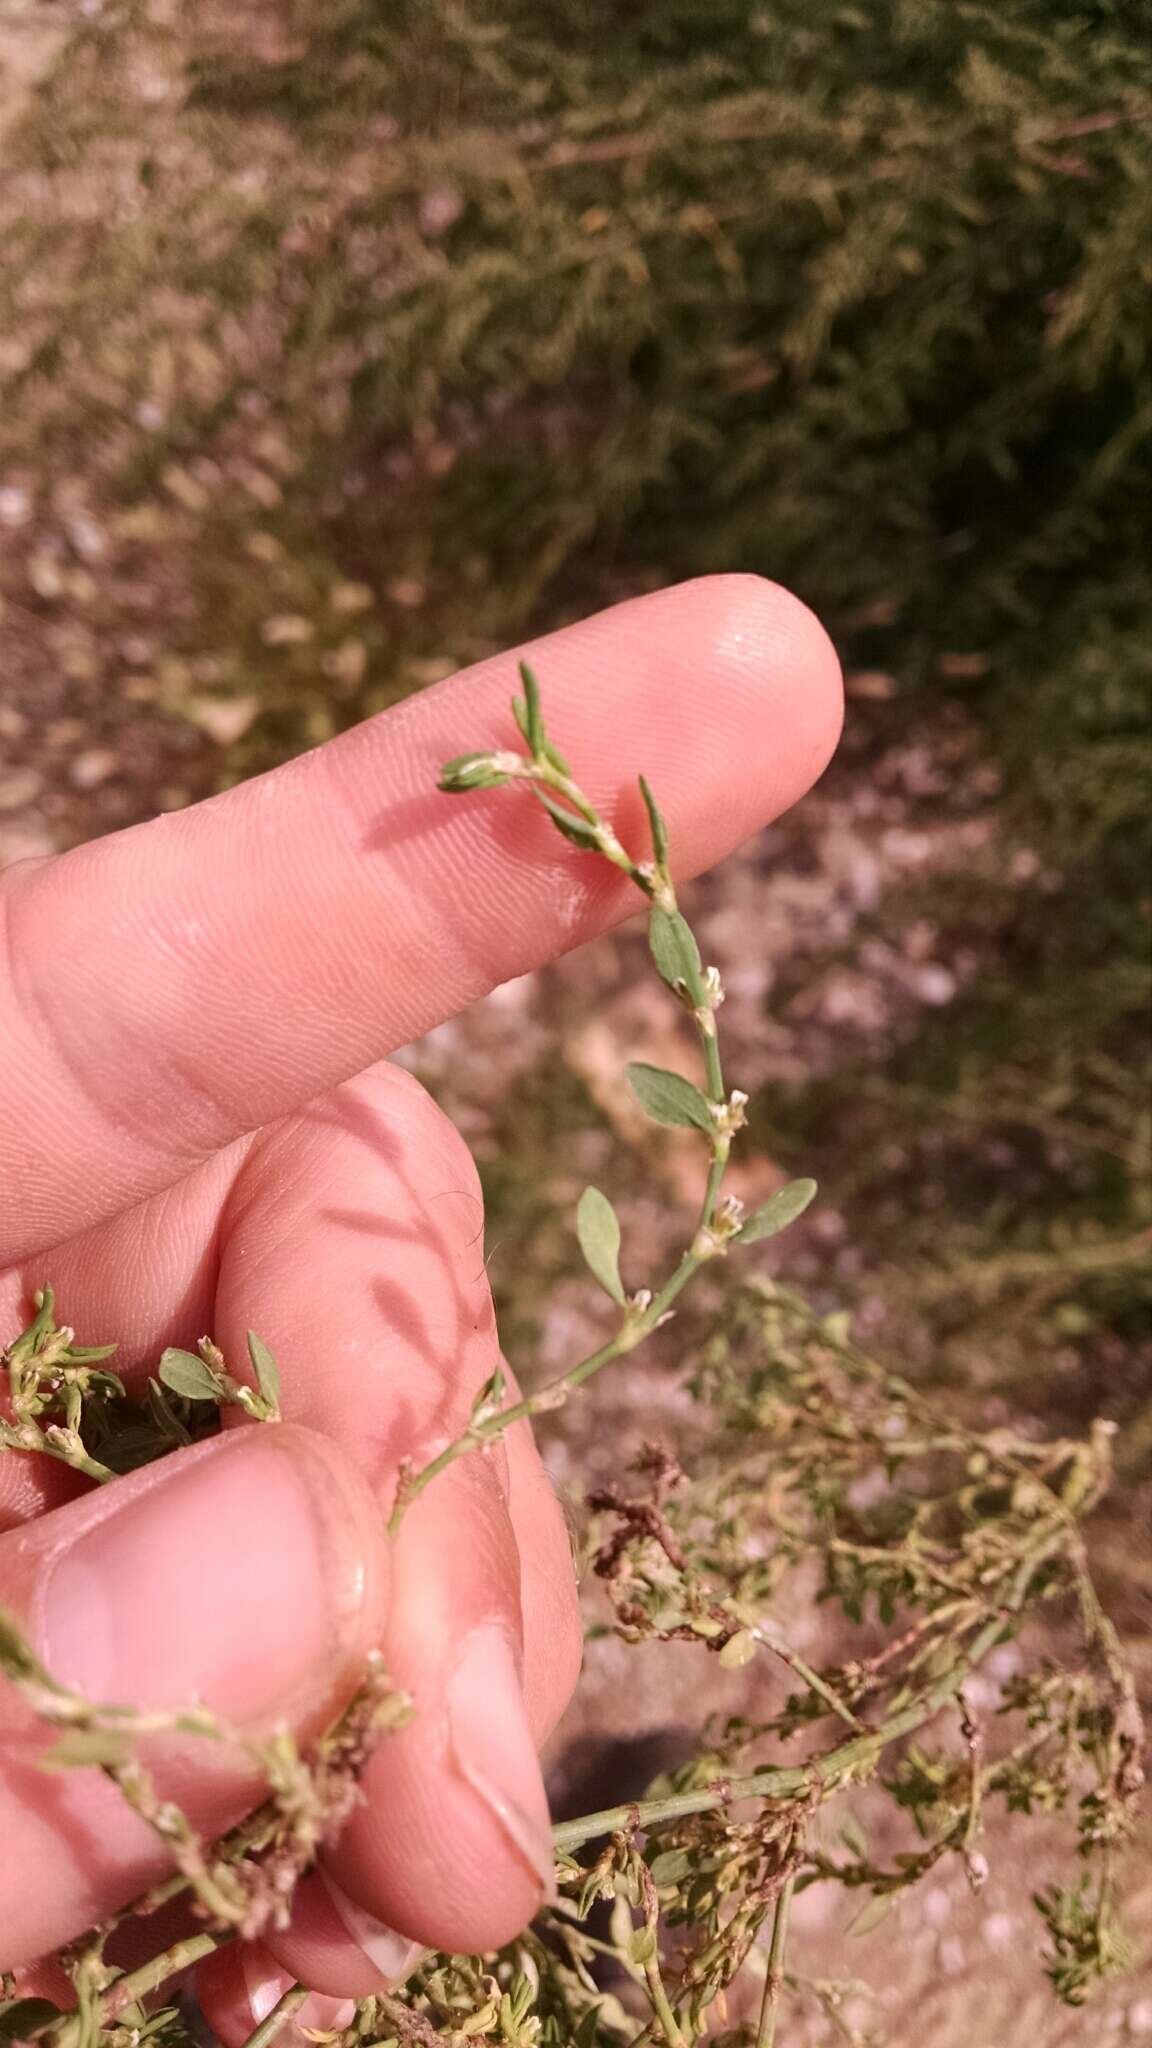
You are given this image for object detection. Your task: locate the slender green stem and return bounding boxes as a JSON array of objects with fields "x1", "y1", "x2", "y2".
[
  {"x1": 758, "y1": 1631, "x2": 862, "y2": 1732},
  {"x1": 698, "y1": 1017, "x2": 724, "y2": 1105},
  {"x1": 643, "y1": 1954, "x2": 688, "y2": 2048},
  {"x1": 390, "y1": 1226, "x2": 718, "y2": 1532},
  {"x1": 240, "y1": 1983, "x2": 308, "y2": 2048},
  {"x1": 697, "y1": 1145, "x2": 729, "y2": 1231},
  {"x1": 0, "y1": 1425, "x2": 113, "y2": 1486},
  {"x1": 50, "y1": 1933, "x2": 231, "y2": 2048},
  {"x1": 756, "y1": 1874, "x2": 795, "y2": 2048}
]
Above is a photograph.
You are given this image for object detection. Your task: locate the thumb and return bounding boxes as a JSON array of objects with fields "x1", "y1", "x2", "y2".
[{"x1": 0, "y1": 1425, "x2": 387, "y2": 1971}]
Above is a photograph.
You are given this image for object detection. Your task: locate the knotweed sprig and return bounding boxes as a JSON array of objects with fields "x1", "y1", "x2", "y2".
[
  {"x1": 391, "y1": 666, "x2": 816, "y2": 1533},
  {"x1": 0, "y1": 1301, "x2": 283, "y2": 1491},
  {"x1": 0, "y1": 667, "x2": 1142, "y2": 2047},
  {"x1": 0, "y1": 1287, "x2": 121, "y2": 1484}
]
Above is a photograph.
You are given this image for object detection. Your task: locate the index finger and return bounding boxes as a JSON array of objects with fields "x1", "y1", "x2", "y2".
[{"x1": 0, "y1": 575, "x2": 841, "y2": 1259}]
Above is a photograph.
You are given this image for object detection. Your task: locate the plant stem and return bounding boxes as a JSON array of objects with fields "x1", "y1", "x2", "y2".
[
  {"x1": 399, "y1": 713, "x2": 740, "y2": 1536},
  {"x1": 757, "y1": 1630, "x2": 862, "y2": 1732},
  {"x1": 555, "y1": 1533, "x2": 1060, "y2": 1854},
  {"x1": 0, "y1": 1424, "x2": 114, "y2": 1486},
  {"x1": 643, "y1": 1955, "x2": 688, "y2": 2048},
  {"x1": 756, "y1": 1874, "x2": 795, "y2": 2048},
  {"x1": 390, "y1": 1221, "x2": 719, "y2": 1532},
  {"x1": 240, "y1": 1983, "x2": 308, "y2": 2048},
  {"x1": 49, "y1": 1933, "x2": 230, "y2": 2048}
]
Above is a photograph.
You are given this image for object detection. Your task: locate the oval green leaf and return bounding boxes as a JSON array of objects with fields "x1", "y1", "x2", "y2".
[
  {"x1": 43, "y1": 1728, "x2": 134, "y2": 1770},
  {"x1": 648, "y1": 908, "x2": 702, "y2": 994},
  {"x1": 534, "y1": 789, "x2": 601, "y2": 849},
  {"x1": 576, "y1": 1186, "x2": 626, "y2": 1306},
  {"x1": 638, "y1": 774, "x2": 670, "y2": 868},
  {"x1": 247, "y1": 1329, "x2": 282, "y2": 1413},
  {"x1": 718, "y1": 1627, "x2": 758, "y2": 1669},
  {"x1": 849, "y1": 1890, "x2": 895, "y2": 1937},
  {"x1": 514, "y1": 660, "x2": 545, "y2": 755},
  {"x1": 736, "y1": 1178, "x2": 818, "y2": 1244},
  {"x1": 626, "y1": 1061, "x2": 713, "y2": 1131},
  {"x1": 158, "y1": 1347, "x2": 225, "y2": 1402}
]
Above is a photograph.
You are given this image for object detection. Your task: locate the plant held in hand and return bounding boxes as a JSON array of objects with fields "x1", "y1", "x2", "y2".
[{"x1": 0, "y1": 667, "x2": 1142, "y2": 2048}]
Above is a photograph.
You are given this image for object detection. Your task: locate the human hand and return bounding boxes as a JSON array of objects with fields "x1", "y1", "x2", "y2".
[{"x1": 0, "y1": 577, "x2": 841, "y2": 2028}]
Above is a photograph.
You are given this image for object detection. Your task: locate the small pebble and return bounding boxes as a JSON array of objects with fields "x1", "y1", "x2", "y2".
[
  {"x1": 69, "y1": 747, "x2": 118, "y2": 791},
  {"x1": 0, "y1": 767, "x2": 43, "y2": 811},
  {"x1": 183, "y1": 693, "x2": 260, "y2": 745},
  {"x1": 0, "y1": 823, "x2": 56, "y2": 866}
]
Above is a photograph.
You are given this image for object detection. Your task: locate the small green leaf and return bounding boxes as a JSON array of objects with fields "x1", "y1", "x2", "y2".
[
  {"x1": 718, "y1": 1627, "x2": 758, "y2": 1669},
  {"x1": 638, "y1": 775, "x2": 670, "y2": 869},
  {"x1": 471, "y1": 1366, "x2": 506, "y2": 1421},
  {"x1": 838, "y1": 1811, "x2": 870, "y2": 1861},
  {"x1": 438, "y1": 752, "x2": 513, "y2": 792},
  {"x1": 533, "y1": 788, "x2": 601, "y2": 849},
  {"x1": 736, "y1": 1178, "x2": 818, "y2": 1244},
  {"x1": 247, "y1": 1330, "x2": 281, "y2": 1414},
  {"x1": 514, "y1": 660, "x2": 544, "y2": 756},
  {"x1": 158, "y1": 1348, "x2": 226, "y2": 1403},
  {"x1": 571, "y1": 2007, "x2": 606, "y2": 2048},
  {"x1": 626, "y1": 1061, "x2": 713, "y2": 1132},
  {"x1": 0, "y1": 1608, "x2": 53, "y2": 1687},
  {"x1": 42, "y1": 1728, "x2": 134, "y2": 1770},
  {"x1": 648, "y1": 1849, "x2": 692, "y2": 1887},
  {"x1": 629, "y1": 1926, "x2": 658, "y2": 1966},
  {"x1": 146, "y1": 1377, "x2": 193, "y2": 1446},
  {"x1": 84, "y1": 1368, "x2": 126, "y2": 1398},
  {"x1": 648, "y1": 908, "x2": 702, "y2": 994},
  {"x1": 0, "y1": 1999, "x2": 64, "y2": 2044},
  {"x1": 137, "y1": 2011, "x2": 181, "y2": 2044},
  {"x1": 849, "y1": 1890, "x2": 895, "y2": 1937},
  {"x1": 576, "y1": 1186, "x2": 626, "y2": 1307}
]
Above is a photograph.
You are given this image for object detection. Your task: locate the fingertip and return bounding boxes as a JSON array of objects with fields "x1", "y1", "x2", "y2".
[
  {"x1": 653, "y1": 571, "x2": 844, "y2": 817},
  {"x1": 552, "y1": 572, "x2": 842, "y2": 882},
  {"x1": 260, "y1": 1871, "x2": 425, "y2": 1999},
  {"x1": 696, "y1": 571, "x2": 845, "y2": 774},
  {"x1": 318, "y1": 1460, "x2": 554, "y2": 1955}
]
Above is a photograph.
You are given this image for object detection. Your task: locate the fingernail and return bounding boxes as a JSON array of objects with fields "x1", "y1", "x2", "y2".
[
  {"x1": 39, "y1": 1429, "x2": 377, "y2": 1725},
  {"x1": 242, "y1": 1947, "x2": 355, "y2": 2035},
  {"x1": 447, "y1": 1625, "x2": 556, "y2": 1902},
  {"x1": 318, "y1": 1871, "x2": 425, "y2": 1985},
  {"x1": 241, "y1": 1950, "x2": 294, "y2": 2026}
]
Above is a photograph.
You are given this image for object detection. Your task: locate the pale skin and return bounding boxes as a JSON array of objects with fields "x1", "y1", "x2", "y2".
[{"x1": 0, "y1": 576, "x2": 843, "y2": 2039}]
